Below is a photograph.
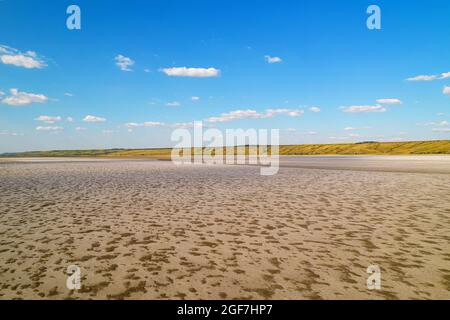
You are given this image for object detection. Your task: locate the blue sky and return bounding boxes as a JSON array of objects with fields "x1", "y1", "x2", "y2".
[{"x1": 0, "y1": 0, "x2": 449, "y2": 153}]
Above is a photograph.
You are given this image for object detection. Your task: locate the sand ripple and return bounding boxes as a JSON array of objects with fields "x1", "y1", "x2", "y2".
[{"x1": 0, "y1": 160, "x2": 449, "y2": 299}]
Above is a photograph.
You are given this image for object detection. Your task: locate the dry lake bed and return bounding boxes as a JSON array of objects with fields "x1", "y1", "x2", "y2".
[{"x1": 1, "y1": 156, "x2": 450, "y2": 300}]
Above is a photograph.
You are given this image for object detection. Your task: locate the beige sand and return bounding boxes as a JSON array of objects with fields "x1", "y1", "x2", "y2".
[{"x1": 0, "y1": 157, "x2": 449, "y2": 300}]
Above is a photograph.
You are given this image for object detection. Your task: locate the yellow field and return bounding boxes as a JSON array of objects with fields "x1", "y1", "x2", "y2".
[{"x1": 2, "y1": 140, "x2": 450, "y2": 158}]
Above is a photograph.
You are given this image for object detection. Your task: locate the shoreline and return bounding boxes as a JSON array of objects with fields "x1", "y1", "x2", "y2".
[{"x1": 2, "y1": 155, "x2": 450, "y2": 174}]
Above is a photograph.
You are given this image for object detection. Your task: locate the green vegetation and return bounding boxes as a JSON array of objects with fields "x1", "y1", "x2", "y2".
[{"x1": 1, "y1": 140, "x2": 450, "y2": 158}]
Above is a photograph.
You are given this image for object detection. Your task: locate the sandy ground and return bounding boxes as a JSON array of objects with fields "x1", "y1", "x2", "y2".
[
  {"x1": 279, "y1": 155, "x2": 450, "y2": 174},
  {"x1": 0, "y1": 157, "x2": 450, "y2": 300}
]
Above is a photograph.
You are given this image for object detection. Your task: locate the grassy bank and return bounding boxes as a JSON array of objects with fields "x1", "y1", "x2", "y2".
[{"x1": 1, "y1": 140, "x2": 450, "y2": 158}]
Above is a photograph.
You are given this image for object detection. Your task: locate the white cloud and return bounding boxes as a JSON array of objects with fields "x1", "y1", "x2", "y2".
[
  {"x1": 66, "y1": 117, "x2": 74, "y2": 122},
  {"x1": 0, "y1": 45, "x2": 46, "y2": 69},
  {"x1": 340, "y1": 105, "x2": 387, "y2": 113},
  {"x1": 124, "y1": 121, "x2": 164, "y2": 129},
  {"x1": 115, "y1": 54, "x2": 134, "y2": 72},
  {"x1": 329, "y1": 133, "x2": 380, "y2": 141},
  {"x1": 344, "y1": 126, "x2": 371, "y2": 131},
  {"x1": 0, "y1": 130, "x2": 23, "y2": 136},
  {"x1": 349, "y1": 133, "x2": 361, "y2": 138},
  {"x1": 83, "y1": 115, "x2": 106, "y2": 123},
  {"x1": 205, "y1": 110, "x2": 264, "y2": 123},
  {"x1": 266, "y1": 108, "x2": 304, "y2": 117},
  {"x1": 102, "y1": 130, "x2": 114, "y2": 134},
  {"x1": 171, "y1": 122, "x2": 202, "y2": 129},
  {"x1": 406, "y1": 71, "x2": 450, "y2": 81},
  {"x1": 443, "y1": 86, "x2": 450, "y2": 95},
  {"x1": 205, "y1": 108, "x2": 303, "y2": 123},
  {"x1": 1, "y1": 55, "x2": 45, "y2": 69},
  {"x1": 309, "y1": 107, "x2": 321, "y2": 113},
  {"x1": 265, "y1": 55, "x2": 282, "y2": 63},
  {"x1": 427, "y1": 120, "x2": 450, "y2": 127},
  {"x1": 285, "y1": 129, "x2": 317, "y2": 135},
  {"x1": 162, "y1": 67, "x2": 220, "y2": 77},
  {"x1": 376, "y1": 98, "x2": 402, "y2": 105},
  {"x1": 329, "y1": 136, "x2": 351, "y2": 140},
  {"x1": 172, "y1": 122, "x2": 191, "y2": 129},
  {"x1": 26, "y1": 50, "x2": 37, "y2": 57},
  {"x1": 75, "y1": 127, "x2": 86, "y2": 131},
  {"x1": 406, "y1": 75, "x2": 438, "y2": 81},
  {"x1": 143, "y1": 121, "x2": 164, "y2": 127},
  {"x1": 432, "y1": 128, "x2": 450, "y2": 132},
  {"x1": 64, "y1": 92, "x2": 74, "y2": 97},
  {"x1": 191, "y1": 96, "x2": 200, "y2": 101},
  {"x1": 1, "y1": 88, "x2": 48, "y2": 106},
  {"x1": 124, "y1": 122, "x2": 141, "y2": 129},
  {"x1": 421, "y1": 120, "x2": 449, "y2": 126},
  {"x1": 35, "y1": 115, "x2": 62, "y2": 124},
  {"x1": 166, "y1": 101, "x2": 181, "y2": 107},
  {"x1": 36, "y1": 126, "x2": 63, "y2": 131}
]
